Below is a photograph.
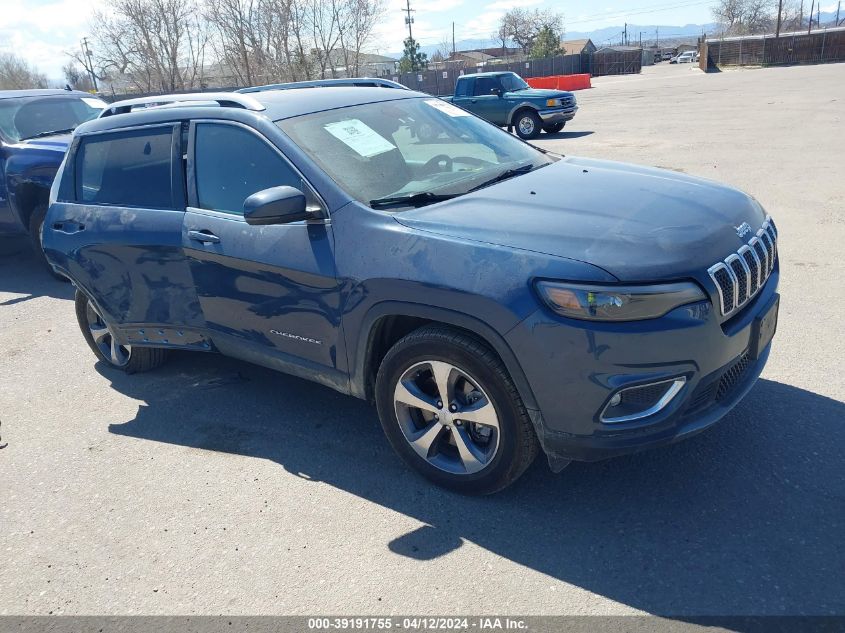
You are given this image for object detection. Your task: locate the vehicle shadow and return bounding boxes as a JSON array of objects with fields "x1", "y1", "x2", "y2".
[
  {"x1": 0, "y1": 236, "x2": 74, "y2": 305},
  {"x1": 542, "y1": 130, "x2": 595, "y2": 140},
  {"x1": 101, "y1": 352, "x2": 845, "y2": 617}
]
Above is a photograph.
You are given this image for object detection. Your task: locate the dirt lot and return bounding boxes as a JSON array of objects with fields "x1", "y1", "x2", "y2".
[{"x1": 1, "y1": 62, "x2": 844, "y2": 617}]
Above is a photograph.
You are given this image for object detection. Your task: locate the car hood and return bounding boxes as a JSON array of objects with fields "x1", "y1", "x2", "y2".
[
  {"x1": 13, "y1": 133, "x2": 72, "y2": 152},
  {"x1": 507, "y1": 88, "x2": 573, "y2": 100},
  {"x1": 393, "y1": 156, "x2": 768, "y2": 282}
]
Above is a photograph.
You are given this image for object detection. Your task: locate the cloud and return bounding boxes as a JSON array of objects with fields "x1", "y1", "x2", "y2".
[{"x1": 485, "y1": 0, "x2": 543, "y2": 10}]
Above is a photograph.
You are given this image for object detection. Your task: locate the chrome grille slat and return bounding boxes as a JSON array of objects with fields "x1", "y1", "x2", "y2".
[{"x1": 707, "y1": 215, "x2": 778, "y2": 317}]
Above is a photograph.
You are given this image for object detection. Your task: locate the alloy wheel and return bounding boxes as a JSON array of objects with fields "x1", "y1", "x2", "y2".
[
  {"x1": 393, "y1": 360, "x2": 501, "y2": 475},
  {"x1": 86, "y1": 302, "x2": 131, "y2": 367}
]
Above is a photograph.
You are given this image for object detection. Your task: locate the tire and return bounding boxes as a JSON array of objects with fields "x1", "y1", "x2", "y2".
[
  {"x1": 542, "y1": 122, "x2": 565, "y2": 134},
  {"x1": 375, "y1": 325, "x2": 539, "y2": 494},
  {"x1": 28, "y1": 204, "x2": 67, "y2": 281},
  {"x1": 75, "y1": 290, "x2": 168, "y2": 374},
  {"x1": 513, "y1": 109, "x2": 542, "y2": 140}
]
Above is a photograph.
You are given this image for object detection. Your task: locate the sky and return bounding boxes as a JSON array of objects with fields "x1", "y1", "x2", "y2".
[{"x1": 1, "y1": 0, "x2": 840, "y2": 81}]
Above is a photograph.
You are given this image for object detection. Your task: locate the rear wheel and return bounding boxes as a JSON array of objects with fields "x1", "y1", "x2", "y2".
[
  {"x1": 28, "y1": 204, "x2": 67, "y2": 281},
  {"x1": 513, "y1": 110, "x2": 542, "y2": 140},
  {"x1": 75, "y1": 290, "x2": 168, "y2": 373},
  {"x1": 375, "y1": 325, "x2": 539, "y2": 494},
  {"x1": 542, "y1": 122, "x2": 565, "y2": 134}
]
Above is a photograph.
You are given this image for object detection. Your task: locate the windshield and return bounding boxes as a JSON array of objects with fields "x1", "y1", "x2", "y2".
[
  {"x1": 500, "y1": 73, "x2": 530, "y2": 92},
  {"x1": 276, "y1": 97, "x2": 553, "y2": 209},
  {"x1": 0, "y1": 95, "x2": 106, "y2": 142}
]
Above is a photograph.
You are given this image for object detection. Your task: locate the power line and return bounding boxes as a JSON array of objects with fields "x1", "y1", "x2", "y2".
[{"x1": 567, "y1": 0, "x2": 712, "y2": 26}]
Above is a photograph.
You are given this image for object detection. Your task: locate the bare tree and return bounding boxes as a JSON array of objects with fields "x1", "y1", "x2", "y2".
[
  {"x1": 91, "y1": 0, "x2": 208, "y2": 94},
  {"x1": 498, "y1": 8, "x2": 563, "y2": 55},
  {"x1": 62, "y1": 62, "x2": 95, "y2": 91},
  {"x1": 337, "y1": 0, "x2": 386, "y2": 77},
  {"x1": 0, "y1": 53, "x2": 49, "y2": 89},
  {"x1": 712, "y1": 0, "x2": 778, "y2": 34}
]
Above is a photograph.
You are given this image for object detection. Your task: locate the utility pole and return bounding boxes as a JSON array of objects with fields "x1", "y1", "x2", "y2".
[
  {"x1": 817, "y1": 4, "x2": 821, "y2": 28},
  {"x1": 808, "y1": 0, "x2": 814, "y2": 33},
  {"x1": 776, "y1": 0, "x2": 783, "y2": 36},
  {"x1": 656, "y1": 27, "x2": 659, "y2": 48},
  {"x1": 799, "y1": 0, "x2": 804, "y2": 28},
  {"x1": 837, "y1": 1, "x2": 841, "y2": 25},
  {"x1": 80, "y1": 37, "x2": 98, "y2": 92},
  {"x1": 402, "y1": 0, "x2": 415, "y2": 41},
  {"x1": 452, "y1": 21, "x2": 455, "y2": 55},
  {"x1": 624, "y1": 22, "x2": 627, "y2": 45}
]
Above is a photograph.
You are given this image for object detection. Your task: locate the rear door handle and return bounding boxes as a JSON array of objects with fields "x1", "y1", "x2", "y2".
[
  {"x1": 188, "y1": 229, "x2": 220, "y2": 244},
  {"x1": 52, "y1": 220, "x2": 85, "y2": 234}
]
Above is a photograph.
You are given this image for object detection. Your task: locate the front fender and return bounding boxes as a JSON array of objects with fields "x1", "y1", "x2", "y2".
[{"x1": 505, "y1": 101, "x2": 541, "y2": 126}]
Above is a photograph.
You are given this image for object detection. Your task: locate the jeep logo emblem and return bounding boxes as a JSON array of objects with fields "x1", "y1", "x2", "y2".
[{"x1": 735, "y1": 222, "x2": 752, "y2": 238}]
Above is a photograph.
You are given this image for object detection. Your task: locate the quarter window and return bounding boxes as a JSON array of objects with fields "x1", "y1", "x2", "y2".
[
  {"x1": 194, "y1": 123, "x2": 301, "y2": 216},
  {"x1": 75, "y1": 127, "x2": 175, "y2": 208}
]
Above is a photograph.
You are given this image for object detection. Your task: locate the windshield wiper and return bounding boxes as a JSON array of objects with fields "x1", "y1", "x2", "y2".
[
  {"x1": 467, "y1": 163, "x2": 536, "y2": 193},
  {"x1": 369, "y1": 191, "x2": 458, "y2": 209},
  {"x1": 20, "y1": 127, "x2": 76, "y2": 141}
]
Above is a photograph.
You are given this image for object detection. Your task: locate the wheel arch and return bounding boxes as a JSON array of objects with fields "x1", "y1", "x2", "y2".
[
  {"x1": 11, "y1": 181, "x2": 50, "y2": 231},
  {"x1": 351, "y1": 301, "x2": 540, "y2": 412},
  {"x1": 507, "y1": 103, "x2": 541, "y2": 127}
]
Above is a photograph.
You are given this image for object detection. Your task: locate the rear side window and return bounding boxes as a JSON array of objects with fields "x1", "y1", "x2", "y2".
[
  {"x1": 194, "y1": 123, "x2": 301, "y2": 216},
  {"x1": 75, "y1": 127, "x2": 175, "y2": 208}
]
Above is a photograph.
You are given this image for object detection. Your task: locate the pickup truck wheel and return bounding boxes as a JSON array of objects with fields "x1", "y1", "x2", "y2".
[
  {"x1": 375, "y1": 325, "x2": 539, "y2": 494},
  {"x1": 542, "y1": 122, "x2": 565, "y2": 134},
  {"x1": 75, "y1": 290, "x2": 168, "y2": 374},
  {"x1": 514, "y1": 110, "x2": 542, "y2": 140},
  {"x1": 28, "y1": 204, "x2": 67, "y2": 281}
]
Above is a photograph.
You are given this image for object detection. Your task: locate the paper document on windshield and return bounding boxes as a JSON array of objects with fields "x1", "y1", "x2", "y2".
[
  {"x1": 424, "y1": 99, "x2": 471, "y2": 117},
  {"x1": 324, "y1": 119, "x2": 395, "y2": 157}
]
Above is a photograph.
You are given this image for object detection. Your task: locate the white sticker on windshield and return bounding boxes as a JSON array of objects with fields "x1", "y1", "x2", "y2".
[
  {"x1": 81, "y1": 97, "x2": 107, "y2": 109},
  {"x1": 424, "y1": 99, "x2": 470, "y2": 117},
  {"x1": 323, "y1": 119, "x2": 395, "y2": 157}
]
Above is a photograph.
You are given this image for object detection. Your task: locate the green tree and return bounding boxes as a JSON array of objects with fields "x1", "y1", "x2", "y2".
[
  {"x1": 399, "y1": 37, "x2": 428, "y2": 72},
  {"x1": 529, "y1": 25, "x2": 562, "y2": 59}
]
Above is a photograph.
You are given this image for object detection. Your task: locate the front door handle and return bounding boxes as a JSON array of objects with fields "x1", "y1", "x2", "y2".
[
  {"x1": 52, "y1": 220, "x2": 85, "y2": 234},
  {"x1": 188, "y1": 229, "x2": 220, "y2": 244}
]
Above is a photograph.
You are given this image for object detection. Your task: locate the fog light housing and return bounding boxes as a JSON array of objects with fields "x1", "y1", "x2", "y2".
[{"x1": 601, "y1": 377, "x2": 686, "y2": 424}]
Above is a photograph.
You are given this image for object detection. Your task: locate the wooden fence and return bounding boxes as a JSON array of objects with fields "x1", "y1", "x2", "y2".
[
  {"x1": 389, "y1": 50, "x2": 642, "y2": 95},
  {"x1": 705, "y1": 28, "x2": 845, "y2": 68}
]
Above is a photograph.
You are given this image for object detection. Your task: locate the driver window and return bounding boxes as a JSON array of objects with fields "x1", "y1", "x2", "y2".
[{"x1": 194, "y1": 123, "x2": 302, "y2": 216}]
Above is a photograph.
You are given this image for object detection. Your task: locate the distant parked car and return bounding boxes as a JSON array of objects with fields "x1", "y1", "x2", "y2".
[
  {"x1": 671, "y1": 51, "x2": 696, "y2": 64},
  {"x1": 663, "y1": 51, "x2": 674, "y2": 60},
  {"x1": 0, "y1": 88, "x2": 106, "y2": 274}
]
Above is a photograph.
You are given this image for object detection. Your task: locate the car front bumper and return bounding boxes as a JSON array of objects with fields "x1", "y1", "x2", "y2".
[
  {"x1": 537, "y1": 106, "x2": 578, "y2": 124},
  {"x1": 505, "y1": 270, "x2": 779, "y2": 463}
]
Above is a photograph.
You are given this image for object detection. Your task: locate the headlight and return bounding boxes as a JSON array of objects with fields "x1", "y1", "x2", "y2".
[
  {"x1": 535, "y1": 281, "x2": 707, "y2": 321},
  {"x1": 546, "y1": 98, "x2": 561, "y2": 107}
]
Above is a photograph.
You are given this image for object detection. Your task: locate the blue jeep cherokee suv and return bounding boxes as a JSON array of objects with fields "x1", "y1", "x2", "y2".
[
  {"x1": 42, "y1": 89, "x2": 779, "y2": 494},
  {"x1": 0, "y1": 89, "x2": 105, "y2": 273}
]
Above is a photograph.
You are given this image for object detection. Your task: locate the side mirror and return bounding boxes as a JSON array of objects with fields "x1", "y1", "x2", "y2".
[{"x1": 243, "y1": 186, "x2": 308, "y2": 225}]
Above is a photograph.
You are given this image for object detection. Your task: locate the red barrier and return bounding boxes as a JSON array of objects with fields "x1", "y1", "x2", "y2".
[{"x1": 526, "y1": 74, "x2": 591, "y2": 91}]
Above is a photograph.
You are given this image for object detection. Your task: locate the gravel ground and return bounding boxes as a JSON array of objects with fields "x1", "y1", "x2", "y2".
[{"x1": 1, "y1": 61, "x2": 843, "y2": 617}]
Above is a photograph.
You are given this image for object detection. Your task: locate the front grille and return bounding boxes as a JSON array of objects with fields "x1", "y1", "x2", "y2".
[
  {"x1": 716, "y1": 351, "x2": 751, "y2": 400},
  {"x1": 560, "y1": 96, "x2": 575, "y2": 108},
  {"x1": 708, "y1": 216, "x2": 777, "y2": 316}
]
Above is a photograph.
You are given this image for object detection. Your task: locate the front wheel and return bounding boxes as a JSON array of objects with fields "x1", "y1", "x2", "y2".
[
  {"x1": 542, "y1": 122, "x2": 565, "y2": 134},
  {"x1": 75, "y1": 290, "x2": 169, "y2": 373},
  {"x1": 513, "y1": 110, "x2": 542, "y2": 140},
  {"x1": 375, "y1": 325, "x2": 539, "y2": 494}
]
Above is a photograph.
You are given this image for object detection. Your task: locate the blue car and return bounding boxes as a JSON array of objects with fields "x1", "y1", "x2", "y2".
[
  {"x1": 42, "y1": 88, "x2": 779, "y2": 494},
  {"x1": 0, "y1": 89, "x2": 106, "y2": 273}
]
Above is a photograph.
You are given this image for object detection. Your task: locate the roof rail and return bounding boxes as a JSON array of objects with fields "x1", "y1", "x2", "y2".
[
  {"x1": 237, "y1": 78, "x2": 408, "y2": 93},
  {"x1": 99, "y1": 92, "x2": 265, "y2": 117}
]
